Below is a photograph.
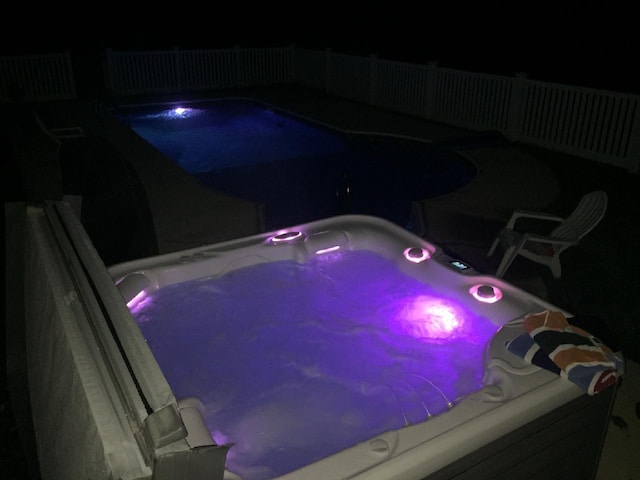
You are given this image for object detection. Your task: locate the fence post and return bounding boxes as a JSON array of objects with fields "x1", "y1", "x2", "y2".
[
  {"x1": 173, "y1": 47, "x2": 182, "y2": 92},
  {"x1": 104, "y1": 48, "x2": 118, "y2": 97},
  {"x1": 235, "y1": 45, "x2": 242, "y2": 87},
  {"x1": 368, "y1": 54, "x2": 378, "y2": 106},
  {"x1": 506, "y1": 72, "x2": 528, "y2": 141},
  {"x1": 102, "y1": 48, "x2": 112, "y2": 98},
  {"x1": 423, "y1": 61, "x2": 439, "y2": 121},
  {"x1": 626, "y1": 108, "x2": 640, "y2": 173},
  {"x1": 63, "y1": 49, "x2": 78, "y2": 100},
  {"x1": 289, "y1": 44, "x2": 297, "y2": 84},
  {"x1": 324, "y1": 48, "x2": 332, "y2": 96}
]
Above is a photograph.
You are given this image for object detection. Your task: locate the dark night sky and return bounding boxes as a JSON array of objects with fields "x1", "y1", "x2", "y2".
[{"x1": 3, "y1": 1, "x2": 638, "y2": 94}]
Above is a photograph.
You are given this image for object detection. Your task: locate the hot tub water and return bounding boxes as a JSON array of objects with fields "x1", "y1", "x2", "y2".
[{"x1": 130, "y1": 250, "x2": 499, "y2": 479}]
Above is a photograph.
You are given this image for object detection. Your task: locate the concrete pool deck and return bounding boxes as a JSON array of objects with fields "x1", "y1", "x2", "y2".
[{"x1": 2, "y1": 85, "x2": 639, "y2": 479}]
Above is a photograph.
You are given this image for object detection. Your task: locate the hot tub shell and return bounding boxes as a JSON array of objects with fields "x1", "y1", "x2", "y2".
[{"x1": 109, "y1": 213, "x2": 618, "y2": 479}]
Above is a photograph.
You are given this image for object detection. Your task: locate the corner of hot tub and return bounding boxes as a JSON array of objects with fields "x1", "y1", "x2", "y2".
[
  {"x1": 114, "y1": 271, "x2": 156, "y2": 308},
  {"x1": 478, "y1": 316, "x2": 563, "y2": 403}
]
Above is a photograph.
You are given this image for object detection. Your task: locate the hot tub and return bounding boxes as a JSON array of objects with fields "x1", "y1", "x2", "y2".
[{"x1": 108, "y1": 214, "x2": 618, "y2": 480}]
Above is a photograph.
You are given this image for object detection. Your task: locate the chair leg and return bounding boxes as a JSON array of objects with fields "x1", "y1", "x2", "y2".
[
  {"x1": 495, "y1": 247, "x2": 518, "y2": 278},
  {"x1": 549, "y1": 257, "x2": 562, "y2": 279},
  {"x1": 487, "y1": 237, "x2": 500, "y2": 256}
]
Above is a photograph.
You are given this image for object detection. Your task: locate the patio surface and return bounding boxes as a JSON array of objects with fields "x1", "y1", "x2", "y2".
[{"x1": 2, "y1": 85, "x2": 639, "y2": 479}]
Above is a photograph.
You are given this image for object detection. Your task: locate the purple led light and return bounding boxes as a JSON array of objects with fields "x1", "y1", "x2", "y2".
[
  {"x1": 315, "y1": 245, "x2": 340, "y2": 254},
  {"x1": 127, "y1": 290, "x2": 147, "y2": 310},
  {"x1": 403, "y1": 247, "x2": 430, "y2": 263},
  {"x1": 469, "y1": 284, "x2": 502, "y2": 303},
  {"x1": 271, "y1": 231, "x2": 303, "y2": 243}
]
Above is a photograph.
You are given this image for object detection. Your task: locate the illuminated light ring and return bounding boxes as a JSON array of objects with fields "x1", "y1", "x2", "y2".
[
  {"x1": 271, "y1": 231, "x2": 304, "y2": 243},
  {"x1": 403, "y1": 247, "x2": 430, "y2": 263},
  {"x1": 174, "y1": 107, "x2": 187, "y2": 115},
  {"x1": 469, "y1": 284, "x2": 503, "y2": 304},
  {"x1": 315, "y1": 245, "x2": 340, "y2": 255}
]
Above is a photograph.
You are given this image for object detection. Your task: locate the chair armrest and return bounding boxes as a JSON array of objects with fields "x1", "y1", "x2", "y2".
[
  {"x1": 522, "y1": 233, "x2": 580, "y2": 247},
  {"x1": 506, "y1": 210, "x2": 565, "y2": 229},
  {"x1": 50, "y1": 126, "x2": 86, "y2": 139}
]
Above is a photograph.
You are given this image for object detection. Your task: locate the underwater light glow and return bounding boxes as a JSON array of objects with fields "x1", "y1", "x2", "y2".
[
  {"x1": 399, "y1": 295, "x2": 463, "y2": 339},
  {"x1": 150, "y1": 106, "x2": 200, "y2": 120}
]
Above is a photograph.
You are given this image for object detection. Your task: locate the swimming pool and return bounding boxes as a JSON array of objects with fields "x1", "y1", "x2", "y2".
[{"x1": 118, "y1": 99, "x2": 477, "y2": 230}]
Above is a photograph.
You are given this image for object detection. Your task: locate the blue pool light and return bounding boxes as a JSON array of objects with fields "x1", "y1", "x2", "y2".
[{"x1": 150, "y1": 106, "x2": 200, "y2": 119}]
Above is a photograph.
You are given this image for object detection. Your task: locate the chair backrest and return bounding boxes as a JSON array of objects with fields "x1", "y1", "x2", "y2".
[{"x1": 551, "y1": 190, "x2": 608, "y2": 240}]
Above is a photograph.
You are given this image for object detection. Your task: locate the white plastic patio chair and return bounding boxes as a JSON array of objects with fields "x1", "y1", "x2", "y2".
[
  {"x1": 487, "y1": 190, "x2": 608, "y2": 279},
  {"x1": 31, "y1": 107, "x2": 85, "y2": 146}
]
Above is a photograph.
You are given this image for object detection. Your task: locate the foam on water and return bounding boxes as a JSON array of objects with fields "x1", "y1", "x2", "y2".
[{"x1": 131, "y1": 250, "x2": 498, "y2": 479}]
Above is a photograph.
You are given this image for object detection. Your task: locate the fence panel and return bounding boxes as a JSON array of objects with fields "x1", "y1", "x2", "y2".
[
  {"x1": 107, "y1": 49, "x2": 181, "y2": 96},
  {"x1": 429, "y1": 67, "x2": 513, "y2": 132},
  {"x1": 294, "y1": 49, "x2": 327, "y2": 90},
  {"x1": 0, "y1": 52, "x2": 77, "y2": 102},
  {"x1": 518, "y1": 81, "x2": 639, "y2": 169},
  {"x1": 235, "y1": 47, "x2": 293, "y2": 87},
  {"x1": 326, "y1": 53, "x2": 372, "y2": 104},
  {"x1": 179, "y1": 49, "x2": 237, "y2": 90},
  {"x1": 107, "y1": 47, "x2": 293, "y2": 96},
  {"x1": 374, "y1": 59, "x2": 429, "y2": 117}
]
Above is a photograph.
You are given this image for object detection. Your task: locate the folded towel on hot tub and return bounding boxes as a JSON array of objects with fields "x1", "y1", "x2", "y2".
[
  {"x1": 508, "y1": 310, "x2": 623, "y2": 395},
  {"x1": 507, "y1": 333, "x2": 561, "y2": 375}
]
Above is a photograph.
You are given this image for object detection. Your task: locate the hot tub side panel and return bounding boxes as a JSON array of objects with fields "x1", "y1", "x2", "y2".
[{"x1": 421, "y1": 385, "x2": 616, "y2": 480}]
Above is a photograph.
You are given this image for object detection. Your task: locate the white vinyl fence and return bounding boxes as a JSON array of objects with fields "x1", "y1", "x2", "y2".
[
  {"x1": 105, "y1": 47, "x2": 294, "y2": 95},
  {"x1": 2, "y1": 47, "x2": 638, "y2": 171},
  {"x1": 0, "y1": 51, "x2": 77, "y2": 101}
]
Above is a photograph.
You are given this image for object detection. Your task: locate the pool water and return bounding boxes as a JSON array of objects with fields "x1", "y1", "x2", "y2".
[
  {"x1": 120, "y1": 99, "x2": 477, "y2": 230},
  {"x1": 130, "y1": 249, "x2": 498, "y2": 480}
]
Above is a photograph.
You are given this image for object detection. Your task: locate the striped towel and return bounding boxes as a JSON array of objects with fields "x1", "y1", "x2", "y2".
[
  {"x1": 516, "y1": 310, "x2": 623, "y2": 395},
  {"x1": 507, "y1": 332, "x2": 561, "y2": 375}
]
